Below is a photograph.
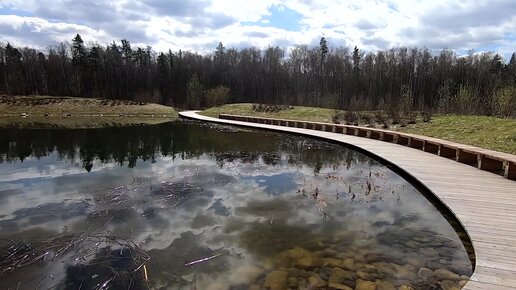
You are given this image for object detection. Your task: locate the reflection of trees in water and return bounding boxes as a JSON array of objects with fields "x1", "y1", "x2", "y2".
[{"x1": 0, "y1": 121, "x2": 373, "y2": 172}]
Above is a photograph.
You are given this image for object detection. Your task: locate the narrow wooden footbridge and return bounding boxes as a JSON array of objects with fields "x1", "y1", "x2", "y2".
[{"x1": 180, "y1": 111, "x2": 516, "y2": 290}]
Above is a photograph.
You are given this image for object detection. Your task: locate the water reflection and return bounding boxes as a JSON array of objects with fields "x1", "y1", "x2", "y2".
[{"x1": 0, "y1": 121, "x2": 472, "y2": 289}]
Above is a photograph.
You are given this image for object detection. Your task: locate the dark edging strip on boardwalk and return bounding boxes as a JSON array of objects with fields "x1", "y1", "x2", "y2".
[
  {"x1": 180, "y1": 112, "x2": 477, "y2": 272},
  {"x1": 219, "y1": 114, "x2": 516, "y2": 181}
]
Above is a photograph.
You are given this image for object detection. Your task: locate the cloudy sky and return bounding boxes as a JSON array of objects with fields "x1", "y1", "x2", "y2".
[{"x1": 0, "y1": 0, "x2": 515, "y2": 58}]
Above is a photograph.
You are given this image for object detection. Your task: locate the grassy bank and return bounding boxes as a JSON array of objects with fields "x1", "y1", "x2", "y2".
[
  {"x1": 0, "y1": 95, "x2": 178, "y2": 128},
  {"x1": 201, "y1": 103, "x2": 516, "y2": 155},
  {"x1": 0, "y1": 95, "x2": 177, "y2": 117},
  {"x1": 0, "y1": 116, "x2": 176, "y2": 129},
  {"x1": 399, "y1": 115, "x2": 516, "y2": 154},
  {"x1": 201, "y1": 103, "x2": 337, "y2": 123}
]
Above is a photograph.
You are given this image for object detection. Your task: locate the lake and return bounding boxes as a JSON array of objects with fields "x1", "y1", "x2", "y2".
[{"x1": 0, "y1": 120, "x2": 473, "y2": 289}]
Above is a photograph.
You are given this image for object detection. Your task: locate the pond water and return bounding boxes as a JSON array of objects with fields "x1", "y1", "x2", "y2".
[{"x1": 0, "y1": 120, "x2": 473, "y2": 290}]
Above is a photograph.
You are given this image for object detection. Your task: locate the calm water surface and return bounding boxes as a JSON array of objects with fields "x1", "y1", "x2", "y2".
[{"x1": 0, "y1": 121, "x2": 473, "y2": 289}]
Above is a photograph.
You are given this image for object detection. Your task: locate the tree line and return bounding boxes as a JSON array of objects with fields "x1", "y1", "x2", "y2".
[{"x1": 1, "y1": 34, "x2": 515, "y2": 116}]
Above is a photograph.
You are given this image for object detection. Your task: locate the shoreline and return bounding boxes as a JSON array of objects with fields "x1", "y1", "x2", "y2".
[
  {"x1": 0, "y1": 95, "x2": 178, "y2": 128},
  {"x1": 0, "y1": 116, "x2": 178, "y2": 129}
]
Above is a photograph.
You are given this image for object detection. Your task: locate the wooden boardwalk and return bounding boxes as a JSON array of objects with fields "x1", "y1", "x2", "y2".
[{"x1": 180, "y1": 111, "x2": 516, "y2": 290}]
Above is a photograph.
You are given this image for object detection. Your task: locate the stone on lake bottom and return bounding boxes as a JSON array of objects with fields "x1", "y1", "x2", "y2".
[
  {"x1": 323, "y1": 258, "x2": 344, "y2": 267},
  {"x1": 440, "y1": 279, "x2": 461, "y2": 290},
  {"x1": 391, "y1": 264, "x2": 417, "y2": 280},
  {"x1": 308, "y1": 273, "x2": 327, "y2": 288},
  {"x1": 341, "y1": 258, "x2": 355, "y2": 271},
  {"x1": 417, "y1": 267, "x2": 434, "y2": 280},
  {"x1": 355, "y1": 279, "x2": 377, "y2": 290},
  {"x1": 434, "y1": 269, "x2": 461, "y2": 281},
  {"x1": 329, "y1": 267, "x2": 356, "y2": 284},
  {"x1": 377, "y1": 280, "x2": 396, "y2": 290},
  {"x1": 328, "y1": 282, "x2": 353, "y2": 290},
  {"x1": 264, "y1": 270, "x2": 288, "y2": 290},
  {"x1": 288, "y1": 277, "x2": 297, "y2": 287}
]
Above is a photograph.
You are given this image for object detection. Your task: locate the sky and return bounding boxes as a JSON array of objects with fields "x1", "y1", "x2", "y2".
[{"x1": 0, "y1": 0, "x2": 515, "y2": 59}]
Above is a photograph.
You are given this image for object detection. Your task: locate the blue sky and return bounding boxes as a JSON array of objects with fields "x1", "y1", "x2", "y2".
[
  {"x1": 242, "y1": 4, "x2": 303, "y2": 32},
  {"x1": 0, "y1": 0, "x2": 515, "y2": 59}
]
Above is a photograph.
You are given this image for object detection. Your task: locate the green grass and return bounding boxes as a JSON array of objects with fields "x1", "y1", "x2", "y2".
[
  {"x1": 201, "y1": 104, "x2": 516, "y2": 155},
  {"x1": 399, "y1": 115, "x2": 516, "y2": 155},
  {"x1": 0, "y1": 95, "x2": 178, "y2": 128},
  {"x1": 201, "y1": 103, "x2": 337, "y2": 123},
  {"x1": 0, "y1": 95, "x2": 178, "y2": 117},
  {"x1": 0, "y1": 116, "x2": 176, "y2": 129}
]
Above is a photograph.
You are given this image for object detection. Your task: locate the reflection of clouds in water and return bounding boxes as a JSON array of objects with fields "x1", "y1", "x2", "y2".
[
  {"x1": 2, "y1": 151, "x2": 459, "y2": 250},
  {"x1": 0, "y1": 143, "x2": 470, "y2": 289}
]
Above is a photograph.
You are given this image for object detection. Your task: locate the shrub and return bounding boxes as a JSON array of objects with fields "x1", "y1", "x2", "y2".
[
  {"x1": 387, "y1": 104, "x2": 401, "y2": 125},
  {"x1": 456, "y1": 85, "x2": 477, "y2": 114},
  {"x1": 345, "y1": 111, "x2": 359, "y2": 125},
  {"x1": 187, "y1": 74, "x2": 203, "y2": 109},
  {"x1": 205, "y1": 86, "x2": 230, "y2": 108},
  {"x1": 252, "y1": 104, "x2": 293, "y2": 113},
  {"x1": 374, "y1": 111, "x2": 387, "y2": 125},
  {"x1": 360, "y1": 113, "x2": 373, "y2": 125},
  {"x1": 421, "y1": 111, "x2": 432, "y2": 122},
  {"x1": 493, "y1": 87, "x2": 516, "y2": 117}
]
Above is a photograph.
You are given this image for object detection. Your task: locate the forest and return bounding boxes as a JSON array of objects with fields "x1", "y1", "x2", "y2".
[{"x1": 1, "y1": 34, "x2": 515, "y2": 116}]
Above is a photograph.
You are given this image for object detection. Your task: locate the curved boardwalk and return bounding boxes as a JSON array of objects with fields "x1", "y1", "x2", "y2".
[{"x1": 180, "y1": 111, "x2": 516, "y2": 290}]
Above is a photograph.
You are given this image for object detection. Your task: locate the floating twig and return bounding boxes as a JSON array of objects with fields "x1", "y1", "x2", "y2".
[
  {"x1": 184, "y1": 253, "x2": 222, "y2": 266},
  {"x1": 143, "y1": 264, "x2": 149, "y2": 282}
]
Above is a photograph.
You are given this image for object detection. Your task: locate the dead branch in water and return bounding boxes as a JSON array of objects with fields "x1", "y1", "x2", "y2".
[
  {"x1": 0, "y1": 230, "x2": 150, "y2": 287},
  {"x1": 184, "y1": 253, "x2": 222, "y2": 266}
]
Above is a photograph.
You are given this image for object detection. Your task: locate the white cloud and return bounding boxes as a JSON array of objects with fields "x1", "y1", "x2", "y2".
[{"x1": 0, "y1": 0, "x2": 514, "y2": 57}]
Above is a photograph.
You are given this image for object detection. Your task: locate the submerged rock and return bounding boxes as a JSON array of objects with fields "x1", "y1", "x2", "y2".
[
  {"x1": 391, "y1": 264, "x2": 417, "y2": 280},
  {"x1": 298, "y1": 278, "x2": 308, "y2": 289},
  {"x1": 285, "y1": 247, "x2": 311, "y2": 259},
  {"x1": 328, "y1": 282, "x2": 353, "y2": 290},
  {"x1": 329, "y1": 267, "x2": 356, "y2": 284},
  {"x1": 323, "y1": 258, "x2": 343, "y2": 267},
  {"x1": 287, "y1": 277, "x2": 298, "y2": 287},
  {"x1": 264, "y1": 270, "x2": 288, "y2": 290},
  {"x1": 434, "y1": 269, "x2": 460, "y2": 281},
  {"x1": 405, "y1": 255, "x2": 425, "y2": 268},
  {"x1": 308, "y1": 273, "x2": 327, "y2": 288},
  {"x1": 419, "y1": 247, "x2": 439, "y2": 257},
  {"x1": 371, "y1": 262, "x2": 396, "y2": 276},
  {"x1": 283, "y1": 247, "x2": 323, "y2": 269},
  {"x1": 376, "y1": 280, "x2": 396, "y2": 290},
  {"x1": 357, "y1": 270, "x2": 378, "y2": 281},
  {"x1": 440, "y1": 279, "x2": 461, "y2": 290},
  {"x1": 417, "y1": 267, "x2": 434, "y2": 280},
  {"x1": 355, "y1": 279, "x2": 377, "y2": 290},
  {"x1": 341, "y1": 258, "x2": 355, "y2": 271}
]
